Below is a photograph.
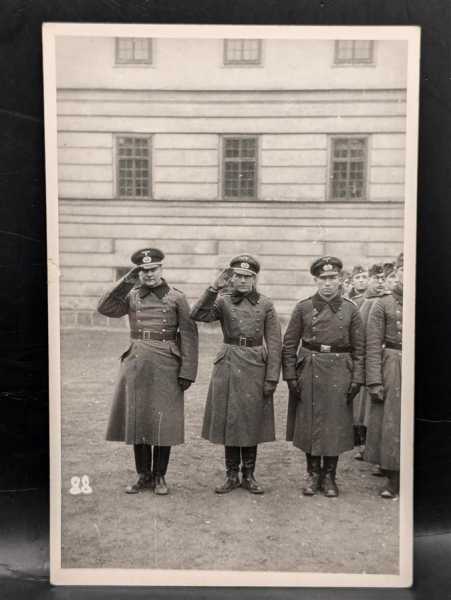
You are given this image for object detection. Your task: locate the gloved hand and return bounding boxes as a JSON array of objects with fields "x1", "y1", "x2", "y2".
[
  {"x1": 123, "y1": 265, "x2": 141, "y2": 284},
  {"x1": 211, "y1": 268, "x2": 235, "y2": 291},
  {"x1": 347, "y1": 382, "x2": 361, "y2": 404},
  {"x1": 368, "y1": 384, "x2": 384, "y2": 402},
  {"x1": 178, "y1": 377, "x2": 192, "y2": 391},
  {"x1": 263, "y1": 380, "x2": 277, "y2": 397}
]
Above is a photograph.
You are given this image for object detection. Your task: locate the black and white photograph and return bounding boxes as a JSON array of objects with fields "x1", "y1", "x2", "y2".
[{"x1": 43, "y1": 23, "x2": 419, "y2": 587}]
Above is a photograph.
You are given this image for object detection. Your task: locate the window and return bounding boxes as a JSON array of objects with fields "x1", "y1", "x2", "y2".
[
  {"x1": 330, "y1": 138, "x2": 367, "y2": 201},
  {"x1": 224, "y1": 39, "x2": 262, "y2": 65},
  {"x1": 116, "y1": 136, "x2": 152, "y2": 199},
  {"x1": 115, "y1": 38, "x2": 152, "y2": 64},
  {"x1": 334, "y1": 40, "x2": 374, "y2": 65},
  {"x1": 223, "y1": 137, "x2": 258, "y2": 199}
]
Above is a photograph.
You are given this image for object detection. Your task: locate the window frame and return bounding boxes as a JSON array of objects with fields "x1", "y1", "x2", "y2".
[
  {"x1": 221, "y1": 135, "x2": 259, "y2": 201},
  {"x1": 114, "y1": 134, "x2": 153, "y2": 201},
  {"x1": 328, "y1": 136, "x2": 369, "y2": 202},
  {"x1": 223, "y1": 39, "x2": 262, "y2": 66},
  {"x1": 115, "y1": 38, "x2": 153, "y2": 65},
  {"x1": 334, "y1": 40, "x2": 375, "y2": 66}
]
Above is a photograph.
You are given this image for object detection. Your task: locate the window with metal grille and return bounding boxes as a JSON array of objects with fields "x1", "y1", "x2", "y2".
[
  {"x1": 116, "y1": 136, "x2": 151, "y2": 199},
  {"x1": 330, "y1": 138, "x2": 367, "y2": 201},
  {"x1": 223, "y1": 137, "x2": 258, "y2": 199},
  {"x1": 115, "y1": 38, "x2": 152, "y2": 64},
  {"x1": 334, "y1": 40, "x2": 374, "y2": 64},
  {"x1": 224, "y1": 40, "x2": 262, "y2": 65}
]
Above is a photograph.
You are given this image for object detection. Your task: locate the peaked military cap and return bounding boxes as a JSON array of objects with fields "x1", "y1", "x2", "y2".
[
  {"x1": 310, "y1": 256, "x2": 343, "y2": 277},
  {"x1": 230, "y1": 254, "x2": 260, "y2": 275},
  {"x1": 396, "y1": 252, "x2": 404, "y2": 269},
  {"x1": 351, "y1": 265, "x2": 367, "y2": 277},
  {"x1": 131, "y1": 247, "x2": 165, "y2": 269},
  {"x1": 368, "y1": 263, "x2": 385, "y2": 277}
]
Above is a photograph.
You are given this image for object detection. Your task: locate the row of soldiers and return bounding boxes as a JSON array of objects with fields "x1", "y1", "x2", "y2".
[{"x1": 97, "y1": 248, "x2": 403, "y2": 500}]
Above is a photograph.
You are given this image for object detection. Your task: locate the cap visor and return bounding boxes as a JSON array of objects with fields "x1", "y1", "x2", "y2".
[
  {"x1": 141, "y1": 262, "x2": 162, "y2": 269},
  {"x1": 232, "y1": 267, "x2": 256, "y2": 276}
]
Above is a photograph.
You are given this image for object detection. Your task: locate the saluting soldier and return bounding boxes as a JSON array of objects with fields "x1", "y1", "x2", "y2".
[
  {"x1": 364, "y1": 253, "x2": 404, "y2": 498},
  {"x1": 348, "y1": 265, "x2": 369, "y2": 308},
  {"x1": 353, "y1": 263, "x2": 388, "y2": 460},
  {"x1": 97, "y1": 248, "x2": 199, "y2": 496},
  {"x1": 190, "y1": 255, "x2": 282, "y2": 495},
  {"x1": 282, "y1": 256, "x2": 364, "y2": 498}
]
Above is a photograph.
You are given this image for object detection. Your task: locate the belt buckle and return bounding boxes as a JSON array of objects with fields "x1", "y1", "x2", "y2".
[
  {"x1": 320, "y1": 344, "x2": 331, "y2": 353},
  {"x1": 239, "y1": 336, "x2": 247, "y2": 347},
  {"x1": 142, "y1": 330, "x2": 151, "y2": 341}
]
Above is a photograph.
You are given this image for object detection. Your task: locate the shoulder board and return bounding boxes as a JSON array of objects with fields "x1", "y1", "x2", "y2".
[
  {"x1": 343, "y1": 297, "x2": 357, "y2": 306},
  {"x1": 298, "y1": 296, "x2": 313, "y2": 305}
]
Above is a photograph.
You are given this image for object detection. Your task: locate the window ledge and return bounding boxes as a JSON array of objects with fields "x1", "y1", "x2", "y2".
[
  {"x1": 113, "y1": 64, "x2": 155, "y2": 69},
  {"x1": 331, "y1": 63, "x2": 376, "y2": 69}
]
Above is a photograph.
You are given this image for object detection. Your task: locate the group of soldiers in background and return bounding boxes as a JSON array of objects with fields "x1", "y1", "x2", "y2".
[{"x1": 98, "y1": 246, "x2": 403, "y2": 501}]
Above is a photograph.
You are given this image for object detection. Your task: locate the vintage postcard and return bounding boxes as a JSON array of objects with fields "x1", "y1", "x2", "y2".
[{"x1": 44, "y1": 23, "x2": 419, "y2": 587}]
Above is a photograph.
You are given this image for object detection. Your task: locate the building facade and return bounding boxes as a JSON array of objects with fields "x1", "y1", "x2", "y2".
[{"x1": 56, "y1": 36, "x2": 406, "y2": 325}]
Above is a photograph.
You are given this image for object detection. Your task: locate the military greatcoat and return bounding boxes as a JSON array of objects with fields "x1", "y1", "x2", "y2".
[
  {"x1": 282, "y1": 293, "x2": 365, "y2": 456},
  {"x1": 190, "y1": 288, "x2": 282, "y2": 446},
  {"x1": 364, "y1": 289, "x2": 403, "y2": 471},
  {"x1": 98, "y1": 278, "x2": 198, "y2": 446}
]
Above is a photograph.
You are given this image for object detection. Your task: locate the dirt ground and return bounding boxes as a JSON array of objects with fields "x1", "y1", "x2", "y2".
[{"x1": 61, "y1": 328, "x2": 399, "y2": 573}]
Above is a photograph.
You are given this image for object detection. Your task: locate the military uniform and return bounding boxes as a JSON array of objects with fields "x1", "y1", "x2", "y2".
[
  {"x1": 98, "y1": 248, "x2": 198, "y2": 494},
  {"x1": 191, "y1": 255, "x2": 282, "y2": 494},
  {"x1": 283, "y1": 256, "x2": 365, "y2": 497},
  {"x1": 364, "y1": 256, "x2": 403, "y2": 497}
]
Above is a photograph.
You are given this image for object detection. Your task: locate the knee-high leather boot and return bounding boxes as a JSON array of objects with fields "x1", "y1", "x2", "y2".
[
  {"x1": 303, "y1": 453, "x2": 322, "y2": 496},
  {"x1": 322, "y1": 456, "x2": 339, "y2": 498},
  {"x1": 153, "y1": 446, "x2": 171, "y2": 495},
  {"x1": 241, "y1": 446, "x2": 264, "y2": 494},
  {"x1": 125, "y1": 444, "x2": 153, "y2": 494},
  {"x1": 215, "y1": 446, "x2": 241, "y2": 494}
]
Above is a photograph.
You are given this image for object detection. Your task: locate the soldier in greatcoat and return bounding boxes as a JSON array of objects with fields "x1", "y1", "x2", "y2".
[
  {"x1": 348, "y1": 265, "x2": 369, "y2": 308},
  {"x1": 282, "y1": 256, "x2": 364, "y2": 498},
  {"x1": 353, "y1": 263, "x2": 388, "y2": 460},
  {"x1": 364, "y1": 253, "x2": 404, "y2": 498},
  {"x1": 190, "y1": 255, "x2": 282, "y2": 495},
  {"x1": 97, "y1": 248, "x2": 198, "y2": 495}
]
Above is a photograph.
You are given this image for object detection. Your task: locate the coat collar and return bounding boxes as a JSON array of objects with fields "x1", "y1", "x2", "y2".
[
  {"x1": 138, "y1": 279, "x2": 170, "y2": 299},
  {"x1": 230, "y1": 289, "x2": 260, "y2": 305},
  {"x1": 312, "y1": 291, "x2": 343, "y2": 314}
]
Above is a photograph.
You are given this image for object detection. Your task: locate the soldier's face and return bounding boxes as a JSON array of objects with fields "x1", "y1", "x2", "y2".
[
  {"x1": 139, "y1": 265, "x2": 162, "y2": 287},
  {"x1": 352, "y1": 272, "x2": 368, "y2": 292},
  {"x1": 368, "y1": 274, "x2": 386, "y2": 295},
  {"x1": 385, "y1": 272, "x2": 398, "y2": 291},
  {"x1": 231, "y1": 272, "x2": 255, "y2": 293},
  {"x1": 315, "y1": 274, "x2": 340, "y2": 297}
]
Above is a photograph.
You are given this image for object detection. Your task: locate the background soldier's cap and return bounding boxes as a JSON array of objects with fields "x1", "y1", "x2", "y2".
[
  {"x1": 383, "y1": 261, "x2": 396, "y2": 276},
  {"x1": 368, "y1": 263, "x2": 385, "y2": 277},
  {"x1": 351, "y1": 265, "x2": 367, "y2": 277},
  {"x1": 229, "y1": 254, "x2": 260, "y2": 275},
  {"x1": 310, "y1": 256, "x2": 343, "y2": 277},
  {"x1": 130, "y1": 248, "x2": 165, "y2": 269},
  {"x1": 396, "y1": 252, "x2": 404, "y2": 269}
]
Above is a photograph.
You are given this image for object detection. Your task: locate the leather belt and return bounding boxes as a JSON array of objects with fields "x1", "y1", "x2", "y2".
[
  {"x1": 384, "y1": 341, "x2": 402, "y2": 350},
  {"x1": 302, "y1": 340, "x2": 351, "y2": 353},
  {"x1": 224, "y1": 336, "x2": 263, "y2": 347},
  {"x1": 131, "y1": 330, "x2": 177, "y2": 342}
]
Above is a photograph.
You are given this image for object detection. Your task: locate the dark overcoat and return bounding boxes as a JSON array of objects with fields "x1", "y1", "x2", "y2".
[
  {"x1": 282, "y1": 293, "x2": 365, "y2": 456},
  {"x1": 353, "y1": 291, "x2": 390, "y2": 427},
  {"x1": 190, "y1": 288, "x2": 282, "y2": 446},
  {"x1": 364, "y1": 290, "x2": 403, "y2": 471},
  {"x1": 98, "y1": 278, "x2": 198, "y2": 446}
]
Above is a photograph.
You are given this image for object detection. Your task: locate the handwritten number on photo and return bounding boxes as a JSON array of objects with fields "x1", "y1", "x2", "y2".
[{"x1": 69, "y1": 475, "x2": 93, "y2": 495}]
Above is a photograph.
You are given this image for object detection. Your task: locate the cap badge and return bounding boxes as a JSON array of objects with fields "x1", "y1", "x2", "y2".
[
  {"x1": 241, "y1": 262, "x2": 250, "y2": 269},
  {"x1": 323, "y1": 263, "x2": 333, "y2": 272},
  {"x1": 142, "y1": 256, "x2": 152, "y2": 263}
]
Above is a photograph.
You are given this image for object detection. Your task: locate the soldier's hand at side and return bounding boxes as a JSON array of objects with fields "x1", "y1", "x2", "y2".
[
  {"x1": 369, "y1": 384, "x2": 384, "y2": 402},
  {"x1": 178, "y1": 377, "x2": 192, "y2": 391},
  {"x1": 212, "y1": 268, "x2": 234, "y2": 291},
  {"x1": 263, "y1": 381, "x2": 277, "y2": 397},
  {"x1": 287, "y1": 379, "x2": 300, "y2": 401},
  {"x1": 123, "y1": 266, "x2": 141, "y2": 284},
  {"x1": 347, "y1": 382, "x2": 361, "y2": 404}
]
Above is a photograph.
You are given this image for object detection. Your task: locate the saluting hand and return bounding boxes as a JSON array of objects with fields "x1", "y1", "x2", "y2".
[
  {"x1": 178, "y1": 377, "x2": 192, "y2": 392},
  {"x1": 368, "y1": 384, "x2": 384, "y2": 402},
  {"x1": 212, "y1": 267, "x2": 234, "y2": 291},
  {"x1": 123, "y1": 266, "x2": 141, "y2": 284},
  {"x1": 347, "y1": 382, "x2": 361, "y2": 404}
]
